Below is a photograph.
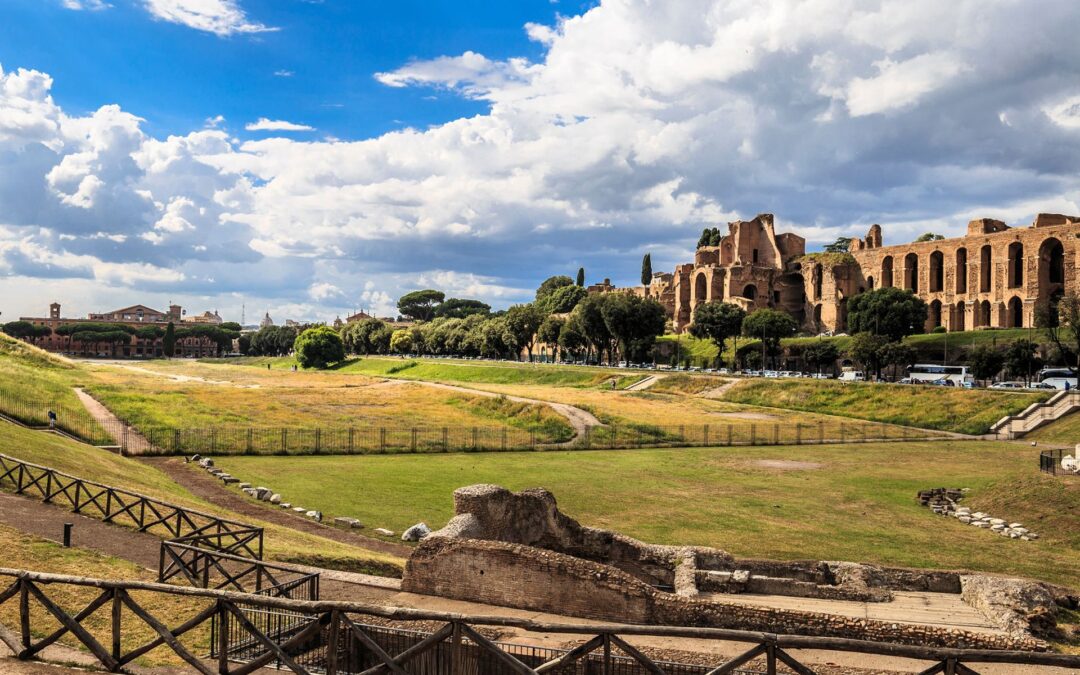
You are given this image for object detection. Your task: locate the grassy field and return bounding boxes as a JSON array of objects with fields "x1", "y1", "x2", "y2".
[
  {"x1": 82, "y1": 361, "x2": 573, "y2": 441},
  {"x1": 232, "y1": 355, "x2": 617, "y2": 387},
  {"x1": 0, "y1": 421, "x2": 403, "y2": 574},
  {"x1": 214, "y1": 440, "x2": 1077, "y2": 587},
  {"x1": 721, "y1": 379, "x2": 1046, "y2": 435},
  {"x1": 0, "y1": 522, "x2": 212, "y2": 667}
]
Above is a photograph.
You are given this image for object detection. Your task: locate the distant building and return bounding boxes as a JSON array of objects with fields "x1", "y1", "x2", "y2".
[
  {"x1": 346, "y1": 310, "x2": 373, "y2": 323},
  {"x1": 184, "y1": 310, "x2": 223, "y2": 325},
  {"x1": 17, "y1": 303, "x2": 219, "y2": 358},
  {"x1": 260, "y1": 312, "x2": 274, "y2": 328}
]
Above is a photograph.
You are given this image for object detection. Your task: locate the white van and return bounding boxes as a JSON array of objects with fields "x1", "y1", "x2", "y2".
[{"x1": 838, "y1": 369, "x2": 865, "y2": 382}]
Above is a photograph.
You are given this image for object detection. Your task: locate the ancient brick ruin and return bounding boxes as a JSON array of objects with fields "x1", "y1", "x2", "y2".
[
  {"x1": 403, "y1": 485, "x2": 1077, "y2": 651},
  {"x1": 598, "y1": 212, "x2": 1080, "y2": 334}
]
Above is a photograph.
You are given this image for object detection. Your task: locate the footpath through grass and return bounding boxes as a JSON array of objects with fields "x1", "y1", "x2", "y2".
[
  {"x1": 215, "y1": 440, "x2": 1077, "y2": 588},
  {"x1": 721, "y1": 379, "x2": 1046, "y2": 435},
  {"x1": 0, "y1": 334, "x2": 106, "y2": 441},
  {"x1": 0, "y1": 422, "x2": 403, "y2": 575}
]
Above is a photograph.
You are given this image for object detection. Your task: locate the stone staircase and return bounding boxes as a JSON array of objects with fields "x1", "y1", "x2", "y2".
[{"x1": 990, "y1": 390, "x2": 1080, "y2": 438}]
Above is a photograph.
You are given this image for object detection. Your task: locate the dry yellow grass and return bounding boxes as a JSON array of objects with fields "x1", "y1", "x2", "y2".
[
  {"x1": 83, "y1": 362, "x2": 551, "y2": 430},
  {"x1": 0, "y1": 523, "x2": 211, "y2": 667}
]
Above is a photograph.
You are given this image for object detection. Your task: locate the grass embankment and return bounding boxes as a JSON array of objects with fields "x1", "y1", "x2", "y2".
[
  {"x1": 82, "y1": 362, "x2": 571, "y2": 442},
  {"x1": 231, "y1": 355, "x2": 615, "y2": 387},
  {"x1": 721, "y1": 379, "x2": 1047, "y2": 435},
  {"x1": 0, "y1": 522, "x2": 211, "y2": 667},
  {"x1": 657, "y1": 328, "x2": 1039, "y2": 367},
  {"x1": 215, "y1": 440, "x2": 1077, "y2": 587},
  {"x1": 0, "y1": 334, "x2": 106, "y2": 441},
  {"x1": 1026, "y1": 411, "x2": 1080, "y2": 445},
  {"x1": 0, "y1": 422, "x2": 403, "y2": 575}
]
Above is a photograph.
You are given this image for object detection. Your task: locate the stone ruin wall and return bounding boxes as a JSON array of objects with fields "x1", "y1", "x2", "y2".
[
  {"x1": 401, "y1": 485, "x2": 1076, "y2": 651},
  {"x1": 847, "y1": 214, "x2": 1080, "y2": 332},
  {"x1": 596, "y1": 212, "x2": 1080, "y2": 335},
  {"x1": 404, "y1": 532, "x2": 1045, "y2": 651}
]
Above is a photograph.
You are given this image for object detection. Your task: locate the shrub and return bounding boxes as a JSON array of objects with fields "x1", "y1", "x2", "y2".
[{"x1": 294, "y1": 326, "x2": 345, "y2": 369}]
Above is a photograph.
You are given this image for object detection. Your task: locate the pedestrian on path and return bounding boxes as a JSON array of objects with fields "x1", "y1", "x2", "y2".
[{"x1": 47, "y1": 410, "x2": 56, "y2": 429}]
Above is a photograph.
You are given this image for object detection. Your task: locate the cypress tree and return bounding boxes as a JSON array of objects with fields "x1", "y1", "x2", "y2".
[
  {"x1": 163, "y1": 322, "x2": 176, "y2": 357},
  {"x1": 576, "y1": 267, "x2": 585, "y2": 287},
  {"x1": 641, "y1": 253, "x2": 652, "y2": 286}
]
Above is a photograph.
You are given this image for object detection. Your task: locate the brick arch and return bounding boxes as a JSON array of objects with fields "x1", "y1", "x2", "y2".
[{"x1": 881, "y1": 256, "x2": 894, "y2": 288}]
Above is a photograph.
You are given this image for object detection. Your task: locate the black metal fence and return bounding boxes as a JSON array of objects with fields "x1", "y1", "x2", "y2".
[
  {"x1": 0, "y1": 390, "x2": 114, "y2": 445},
  {"x1": 1039, "y1": 448, "x2": 1078, "y2": 476},
  {"x1": 126, "y1": 420, "x2": 943, "y2": 456},
  {"x1": 213, "y1": 616, "x2": 749, "y2": 675}
]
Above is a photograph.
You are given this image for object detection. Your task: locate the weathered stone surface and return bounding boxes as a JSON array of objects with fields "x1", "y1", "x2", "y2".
[
  {"x1": 402, "y1": 523, "x2": 431, "y2": 542},
  {"x1": 269, "y1": 493, "x2": 281, "y2": 504},
  {"x1": 374, "y1": 528, "x2": 395, "y2": 536},
  {"x1": 305, "y1": 510, "x2": 322, "y2": 522},
  {"x1": 961, "y1": 575, "x2": 1060, "y2": 637},
  {"x1": 334, "y1": 516, "x2": 361, "y2": 528}
]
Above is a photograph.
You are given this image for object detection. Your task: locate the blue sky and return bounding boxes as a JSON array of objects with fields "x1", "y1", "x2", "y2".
[
  {"x1": 2, "y1": 1, "x2": 1080, "y2": 324},
  {"x1": 0, "y1": 1, "x2": 566, "y2": 139}
]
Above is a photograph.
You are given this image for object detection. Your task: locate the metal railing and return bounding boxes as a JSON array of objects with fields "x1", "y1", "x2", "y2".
[
  {"x1": 1039, "y1": 448, "x2": 1078, "y2": 476},
  {"x1": 0, "y1": 390, "x2": 114, "y2": 445},
  {"x1": 118, "y1": 420, "x2": 945, "y2": 456},
  {"x1": 0, "y1": 568, "x2": 1077, "y2": 675}
]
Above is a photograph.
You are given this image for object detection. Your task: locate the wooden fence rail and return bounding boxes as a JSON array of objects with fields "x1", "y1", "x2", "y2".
[
  {"x1": 160, "y1": 541, "x2": 318, "y2": 599},
  {"x1": 0, "y1": 452, "x2": 263, "y2": 561},
  {"x1": 1, "y1": 568, "x2": 1078, "y2": 675}
]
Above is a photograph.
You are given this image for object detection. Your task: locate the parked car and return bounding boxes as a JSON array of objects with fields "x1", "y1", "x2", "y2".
[
  {"x1": 990, "y1": 381, "x2": 1025, "y2": 389},
  {"x1": 1027, "y1": 382, "x2": 1056, "y2": 390}
]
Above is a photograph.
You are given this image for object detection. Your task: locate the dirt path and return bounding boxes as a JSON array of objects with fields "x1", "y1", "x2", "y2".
[
  {"x1": 138, "y1": 456, "x2": 411, "y2": 558},
  {"x1": 73, "y1": 387, "x2": 153, "y2": 453},
  {"x1": 624, "y1": 374, "x2": 665, "y2": 391},
  {"x1": 86, "y1": 360, "x2": 261, "y2": 388},
  {"x1": 699, "y1": 378, "x2": 739, "y2": 398},
  {"x1": 383, "y1": 379, "x2": 604, "y2": 441},
  {"x1": 0, "y1": 491, "x2": 164, "y2": 569}
]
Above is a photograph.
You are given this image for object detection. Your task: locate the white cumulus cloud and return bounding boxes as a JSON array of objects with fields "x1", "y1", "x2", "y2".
[
  {"x1": 244, "y1": 118, "x2": 315, "y2": 132},
  {"x1": 142, "y1": 0, "x2": 275, "y2": 37}
]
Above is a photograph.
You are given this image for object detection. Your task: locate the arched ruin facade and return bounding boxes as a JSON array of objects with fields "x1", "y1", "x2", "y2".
[{"x1": 601, "y1": 213, "x2": 1080, "y2": 334}]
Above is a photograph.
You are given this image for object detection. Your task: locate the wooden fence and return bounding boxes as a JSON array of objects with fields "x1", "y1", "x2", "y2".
[
  {"x1": 160, "y1": 540, "x2": 318, "y2": 598},
  {"x1": 1, "y1": 568, "x2": 1078, "y2": 675},
  {"x1": 0, "y1": 453, "x2": 263, "y2": 560},
  {"x1": 0, "y1": 452, "x2": 309, "y2": 600}
]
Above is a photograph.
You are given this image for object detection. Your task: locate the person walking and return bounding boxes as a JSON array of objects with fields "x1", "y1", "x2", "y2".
[{"x1": 47, "y1": 410, "x2": 57, "y2": 429}]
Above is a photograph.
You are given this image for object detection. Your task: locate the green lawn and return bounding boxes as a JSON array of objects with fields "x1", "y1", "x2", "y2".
[
  {"x1": 721, "y1": 378, "x2": 1047, "y2": 435},
  {"x1": 215, "y1": 440, "x2": 1078, "y2": 587}
]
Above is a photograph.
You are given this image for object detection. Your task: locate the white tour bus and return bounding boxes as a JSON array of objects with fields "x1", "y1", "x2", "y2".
[
  {"x1": 907, "y1": 364, "x2": 974, "y2": 386},
  {"x1": 1037, "y1": 367, "x2": 1079, "y2": 390}
]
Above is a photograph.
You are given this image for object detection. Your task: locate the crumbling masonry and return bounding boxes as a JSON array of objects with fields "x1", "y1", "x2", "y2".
[
  {"x1": 591, "y1": 212, "x2": 1080, "y2": 334},
  {"x1": 403, "y1": 485, "x2": 1078, "y2": 651}
]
